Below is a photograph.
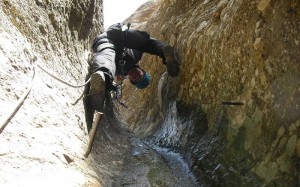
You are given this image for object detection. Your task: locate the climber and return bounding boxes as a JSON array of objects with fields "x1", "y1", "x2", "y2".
[{"x1": 83, "y1": 23, "x2": 180, "y2": 132}]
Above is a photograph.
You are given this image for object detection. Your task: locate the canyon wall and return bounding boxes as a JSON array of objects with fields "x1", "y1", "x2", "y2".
[
  {"x1": 0, "y1": 0, "x2": 102, "y2": 186},
  {"x1": 1, "y1": 0, "x2": 299, "y2": 186},
  {"x1": 121, "y1": 0, "x2": 300, "y2": 186}
]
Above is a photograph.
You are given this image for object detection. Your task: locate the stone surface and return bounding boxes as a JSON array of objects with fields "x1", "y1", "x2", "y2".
[
  {"x1": 0, "y1": 0, "x2": 102, "y2": 186},
  {"x1": 1, "y1": 0, "x2": 300, "y2": 186},
  {"x1": 118, "y1": 0, "x2": 300, "y2": 186},
  {"x1": 286, "y1": 135, "x2": 297, "y2": 157},
  {"x1": 297, "y1": 138, "x2": 300, "y2": 158}
]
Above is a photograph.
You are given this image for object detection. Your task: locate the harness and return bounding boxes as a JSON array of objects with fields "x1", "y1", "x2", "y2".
[{"x1": 110, "y1": 23, "x2": 132, "y2": 108}]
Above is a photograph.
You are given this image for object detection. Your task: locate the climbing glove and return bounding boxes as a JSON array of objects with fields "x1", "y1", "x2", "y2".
[{"x1": 163, "y1": 45, "x2": 180, "y2": 77}]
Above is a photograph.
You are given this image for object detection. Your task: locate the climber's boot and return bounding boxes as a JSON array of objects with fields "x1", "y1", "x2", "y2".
[{"x1": 88, "y1": 71, "x2": 106, "y2": 112}]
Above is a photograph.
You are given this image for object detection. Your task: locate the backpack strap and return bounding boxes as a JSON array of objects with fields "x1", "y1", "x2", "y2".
[{"x1": 118, "y1": 23, "x2": 131, "y2": 77}]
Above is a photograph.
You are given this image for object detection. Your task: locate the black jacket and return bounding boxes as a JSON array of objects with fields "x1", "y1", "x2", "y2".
[{"x1": 92, "y1": 23, "x2": 167, "y2": 76}]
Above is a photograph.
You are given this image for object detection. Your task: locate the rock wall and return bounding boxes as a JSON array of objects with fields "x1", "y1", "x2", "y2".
[
  {"x1": 1, "y1": 0, "x2": 299, "y2": 186},
  {"x1": 119, "y1": 0, "x2": 300, "y2": 186},
  {"x1": 0, "y1": 0, "x2": 102, "y2": 186}
]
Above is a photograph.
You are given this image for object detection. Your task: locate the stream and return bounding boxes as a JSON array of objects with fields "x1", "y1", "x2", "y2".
[{"x1": 89, "y1": 99, "x2": 202, "y2": 187}]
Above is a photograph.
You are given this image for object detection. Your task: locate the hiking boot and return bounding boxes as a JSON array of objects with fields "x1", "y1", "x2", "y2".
[
  {"x1": 163, "y1": 45, "x2": 180, "y2": 77},
  {"x1": 88, "y1": 71, "x2": 106, "y2": 112}
]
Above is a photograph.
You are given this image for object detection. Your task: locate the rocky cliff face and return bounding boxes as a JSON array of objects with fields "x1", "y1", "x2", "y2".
[
  {"x1": 120, "y1": 0, "x2": 300, "y2": 186},
  {"x1": 0, "y1": 0, "x2": 102, "y2": 186},
  {"x1": 1, "y1": 0, "x2": 299, "y2": 186}
]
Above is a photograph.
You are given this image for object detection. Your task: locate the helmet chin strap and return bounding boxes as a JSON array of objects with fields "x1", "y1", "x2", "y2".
[
  {"x1": 130, "y1": 69, "x2": 150, "y2": 89},
  {"x1": 128, "y1": 65, "x2": 146, "y2": 83}
]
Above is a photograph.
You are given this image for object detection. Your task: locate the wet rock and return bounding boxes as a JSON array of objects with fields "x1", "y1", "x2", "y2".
[
  {"x1": 296, "y1": 138, "x2": 300, "y2": 158},
  {"x1": 258, "y1": 0, "x2": 272, "y2": 14},
  {"x1": 288, "y1": 123, "x2": 297, "y2": 134},
  {"x1": 286, "y1": 135, "x2": 297, "y2": 157},
  {"x1": 255, "y1": 161, "x2": 278, "y2": 182},
  {"x1": 276, "y1": 153, "x2": 292, "y2": 173},
  {"x1": 277, "y1": 126, "x2": 286, "y2": 139},
  {"x1": 278, "y1": 137, "x2": 288, "y2": 153}
]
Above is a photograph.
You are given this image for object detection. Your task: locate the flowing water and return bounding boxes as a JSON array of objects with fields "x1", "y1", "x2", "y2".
[{"x1": 89, "y1": 98, "x2": 202, "y2": 186}]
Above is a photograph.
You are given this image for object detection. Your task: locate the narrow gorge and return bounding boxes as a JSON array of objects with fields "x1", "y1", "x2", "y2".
[{"x1": 0, "y1": 0, "x2": 299, "y2": 187}]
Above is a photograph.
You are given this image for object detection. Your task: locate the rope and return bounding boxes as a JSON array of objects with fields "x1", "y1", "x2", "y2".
[
  {"x1": 37, "y1": 64, "x2": 91, "y2": 88},
  {"x1": 0, "y1": 64, "x2": 37, "y2": 134},
  {"x1": 38, "y1": 62, "x2": 129, "y2": 109},
  {"x1": 0, "y1": 63, "x2": 91, "y2": 134}
]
